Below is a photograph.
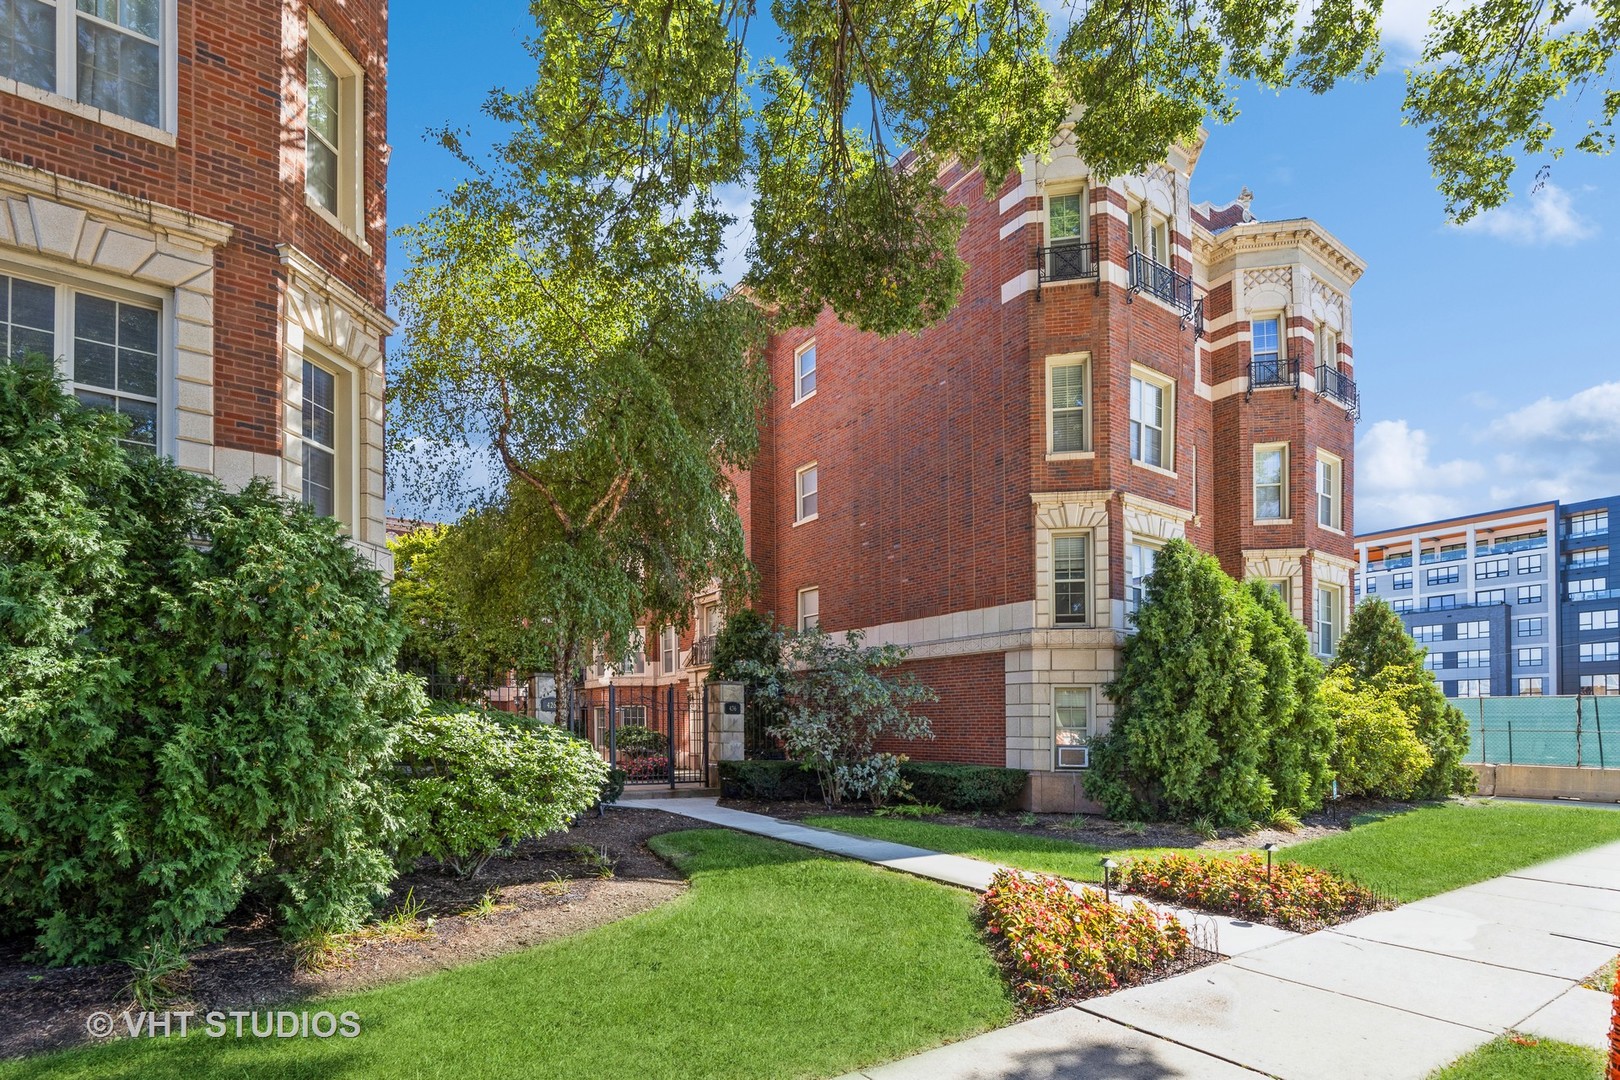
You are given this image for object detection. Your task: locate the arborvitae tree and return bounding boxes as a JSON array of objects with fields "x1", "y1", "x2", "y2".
[
  {"x1": 1242, "y1": 580, "x2": 1334, "y2": 813},
  {"x1": 1331, "y1": 598, "x2": 1474, "y2": 798},
  {"x1": 1087, "y1": 540, "x2": 1269, "y2": 825}
]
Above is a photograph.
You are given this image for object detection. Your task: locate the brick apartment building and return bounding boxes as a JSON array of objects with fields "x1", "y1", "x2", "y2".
[
  {"x1": 586, "y1": 123, "x2": 1366, "y2": 810},
  {"x1": 0, "y1": 0, "x2": 393, "y2": 571}
]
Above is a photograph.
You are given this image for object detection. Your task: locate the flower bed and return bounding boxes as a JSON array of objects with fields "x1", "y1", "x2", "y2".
[
  {"x1": 620, "y1": 753, "x2": 670, "y2": 782},
  {"x1": 1116, "y1": 852, "x2": 1389, "y2": 931},
  {"x1": 980, "y1": 869, "x2": 1203, "y2": 1008}
]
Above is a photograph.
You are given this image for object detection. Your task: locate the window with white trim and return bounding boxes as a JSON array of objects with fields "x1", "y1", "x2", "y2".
[
  {"x1": 1518, "y1": 677, "x2": 1545, "y2": 696},
  {"x1": 1316, "y1": 324, "x2": 1339, "y2": 369},
  {"x1": 1266, "y1": 579, "x2": 1291, "y2": 609},
  {"x1": 1454, "y1": 679, "x2": 1489, "y2": 697},
  {"x1": 1, "y1": 270, "x2": 162, "y2": 453},
  {"x1": 301, "y1": 359, "x2": 338, "y2": 518},
  {"x1": 1048, "y1": 358, "x2": 1088, "y2": 454},
  {"x1": 1053, "y1": 687, "x2": 1092, "y2": 769},
  {"x1": 1316, "y1": 451, "x2": 1342, "y2": 530},
  {"x1": 1251, "y1": 317, "x2": 1281, "y2": 370},
  {"x1": 1315, "y1": 584, "x2": 1342, "y2": 656},
  {"x1": 1129, "y1": 370, "x2": 1172, "y2": 469},
  {"x1": 305, "y1": 17, "x2": 365, "y2": 236},
  {"x1": 795, "y1": 463, "x2": 818, "y2": 523},
  {"x1": 1126, "y1": 541, "x2": 1160, "y2": 619},
  {"x1": 1129, "y1": 205, "x2": 1170, "y2": 265},
  {"x1": 794, "y1": 340, "x2": 816, "y2": 402},
  {"x1": 660, "y1": 627, "x2": 679, "y2": 672},
  {"x1": 1580, "y1": 674, "x2": 1619, "y2": 694},
  {"x1": 1, "y1": 0, "x2": 170, "y2": 128},
  {"x1": 1581, "y1": 642, "x2": 1620, "y2": 663},
  {"x1": 1580, "y1": 609, "x2": 1619, "y2": 632},
  {"x1": 1254, "y1": 443, "x2": 1287, "y2": 521},
  {"x1": 796, "y1": 586, "x2": 819, "y2": 632},
  {"x1": 1053, "y1": 533, "x2": 1088, "y2": 626}
]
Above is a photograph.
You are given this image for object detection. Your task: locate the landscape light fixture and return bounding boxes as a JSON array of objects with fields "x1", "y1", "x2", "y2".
[
  {"x1": 1262, "y1": 842, "x2": 1280, "y2": 880},
  {"x1": 1101, "y1": 857, "x2": 1119, "y2": 903}
]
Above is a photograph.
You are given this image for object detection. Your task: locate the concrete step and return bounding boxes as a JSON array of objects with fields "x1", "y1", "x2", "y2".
[{"x1": 617, "y1": 786, "x2": 721, "y2": 801}]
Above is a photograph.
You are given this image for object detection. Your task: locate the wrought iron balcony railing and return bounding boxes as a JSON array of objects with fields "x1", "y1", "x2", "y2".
[
  {"x1": 1315, "y1": 364, "x2": 1360, "y2": 419},
  {"x1": 1126, "y1": 250, "x2": 1200, "y2": 333},
  {"x1": 1035, "y1": 241, "x2": 1099, "y2": 291},
  {"x1": 1248, "y1": 357, "x2": 1300, "y2": 394},
  {"x1": 688, "y1": 636, "x2": 716, "y2": 668}
]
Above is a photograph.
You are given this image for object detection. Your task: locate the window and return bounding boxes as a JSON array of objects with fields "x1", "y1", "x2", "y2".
[
  {"x1": 1048, "y1": 359, "x2": 1089, "y2": 454},
  {"x1": 1581, "y1": 642, "x2": 1620, "y2": 663},
  {"x1": 1454, "y1": 680, "x2": 1489, "y2": 697},
  {"x1": 794, "y1": 340, "x2": 816, "y2": 402},
  {"x1": 1253, "y1": 444, "x2": 1287, "y2": 521},
  {"x1": 1316, "y1": 324, "x2": 1339, "y2": 369},
  {"x1": 1516, "y1": 648, "x2": 1544, "y2": 667},
  {"x1": 1265, "y1": 579, "x2": 1292, "y2": 608},
  {"x1": 1424, "y1": 595, "x2": 1460, "y2": 610},
  {"x1": 618, "y1": 704, "x2": 648, "y2": 728},
  {"x1": 1126, "y1": 541, "x2": 1160, "y2": 619},
  {"x1": 1412, "y1": 625, "x2": 1444, "y2": 643},
  {"x1": 1456, "y1": 650, "x2": 1490, "y2": 669},
  {"x1": 1364, "y1": 578, "x2": 1377, "y2": 594},
  {"x1": 1516, "y1": 554, "x2": 1544, "y2": 575},
  {"x1": 1579, "y1": 610, "x2": 1619, "y2": 632},
  {"x1": 1518, "y1": 584, "x2": 1545, "y2": 605},
  {"x1": 1457, "y1": 621, "x2": 1489, "y2": 639},
  {"x1": 1570, "y1": 578, "x2": 1609, "y2": 599},
  {"x1": 1053, "y1": 687, "x2": 1092, "y2": 769},
  {"x1": 1251, "y1": 317, "x2": 1281, "y2": 372},
  {"x1": 1053, "y1": 534, "x2": 1088, "y2": 626},
  {"x1": 1048, "y1": 191, "x2": 1086, "y2": 244},
  {"x1": 794, "y1": 463, "x2": 818, "y2": 523},
  {"x1": 1569, "y1": 547, "x2": 1610, "y2": 569},
  {"x1": 301, "y1": 359, "x2": 337, "y2": 518},
  {"x1": 1316, "y1": 584, "x2": 1341, "y2": 656},
  {"x1": 1476, "y1": 588, "x2": 1507, "y2": 605},
  {"x1": 1426, "y1": 566, "x2": 1460, "y2": 586},
  {"x1": 1, "y1": 0, "x2": 169, "y2": 128},
  {"x1": 1393, "y1": 571, "x2": 1412, "y2": 591},
  {"x1": 1518, "y1": 678, "x2": 1546, "y2": 696},
  {"x1": 1129, "y1": 371, "x2": 1172, "y2": 469},
  {"x1": 1316, "y1": 452, "x2": 1342, "y2": 530},
  {"x1": 1423, "y1": 652, "x2": 1445, "y2": 671},
  {"x1": 660, "y1": 628, "x2": 679, "y2": 672},
  {"x1": 700, "y1": 602, "x2": 723, "y2": 639},
  {"x1": 797, "y1": 587, "x2": 819, "y2": 631},
  {"x1": 1569, "y1": 510, "x2": 1610, "y2": 538},
  {"x1": 1129, "y1": 205, "x2": 1170, "y2": 264},
  {"x1": 1581, "y1": 674, "x2": 1619, "y2": 695},
  {"x1": 1516, "y1": 617, "x2": 1545, "y2": 637},
  {"x1": 305, "y1": 18, "x2": 365, "y2": 235},
  {"x1": 2, "y1": 273, "x2": 163, "y2": 453},
  {"x1": 1475, "y1": 558, "x2": 1508, "y2": 580},
  {"x1": 1391, "y1": 600, "x2": 1413, "y2": 613}
]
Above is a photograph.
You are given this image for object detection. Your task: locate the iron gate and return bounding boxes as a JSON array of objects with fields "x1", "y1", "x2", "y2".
[{"x1": 571, "y1": 682, "x2": 709, "y2": 786}]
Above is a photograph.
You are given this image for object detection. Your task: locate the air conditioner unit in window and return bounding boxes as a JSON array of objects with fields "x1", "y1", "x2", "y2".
[{"x1": 1056, "y1": 744, "x2": 1090, "y2": 770}]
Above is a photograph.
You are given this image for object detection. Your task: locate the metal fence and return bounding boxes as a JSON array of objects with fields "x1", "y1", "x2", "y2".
[{"x1": 1459, "y1": 694, "x2": 1612, "y2": 768}]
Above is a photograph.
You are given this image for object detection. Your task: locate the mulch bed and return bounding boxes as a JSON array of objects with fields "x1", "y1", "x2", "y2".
[
  {"x1": 0, "y1": 807, "x2": 707, "y2": 1060},
  {"x1": 720, "y1": 795, "x2": 1425, "y2": 855}
]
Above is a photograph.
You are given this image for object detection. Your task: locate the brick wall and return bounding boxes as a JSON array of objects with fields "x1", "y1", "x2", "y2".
[{"x1": 879, "y1": 653, "x2": 1008, "y2": 767}]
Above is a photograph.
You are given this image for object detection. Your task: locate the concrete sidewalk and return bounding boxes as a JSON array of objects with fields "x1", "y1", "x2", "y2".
[{"x1": 635, "y1": 797, "x2": 1619, "y2": 1080}]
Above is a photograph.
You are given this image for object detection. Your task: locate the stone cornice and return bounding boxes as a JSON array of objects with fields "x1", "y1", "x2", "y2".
[
  {"x1": 1194, "y1": 219, "x2": 1366, "y2": 287},
  {"x1": 0, "y1": 157, "x2": 233, "y2": 248},
  {"x1": 277, "y1": 243, "x2": 396, "y2": 336}
]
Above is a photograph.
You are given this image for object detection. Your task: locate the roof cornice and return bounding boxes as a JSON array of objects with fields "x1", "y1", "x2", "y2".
[{"x1": 1195, "y1": 219, "x2": 1366, "y2": 286}]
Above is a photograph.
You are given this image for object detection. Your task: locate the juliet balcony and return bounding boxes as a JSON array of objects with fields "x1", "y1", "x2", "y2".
[
  {"x1": 1248, "y1": 356, "x2": 1300, "y2": 395},
  {"x1": 1316, "y1": 363, "x2": 1360, "y2": 418},
  {"x1": 1126, "y1": 250, "x2": 1202, "y2": 335}
]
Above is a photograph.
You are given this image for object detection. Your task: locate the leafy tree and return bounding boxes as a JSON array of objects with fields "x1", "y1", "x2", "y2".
[
  {"x1": 1331, "y1": 598, "x2": 1474, "y2": 798},
  {"x1": 1242, "y1": 580, "x2": 1335, "y2": 814},
  {"x1": 739, "y1": 626, "x2": 937, "y2": 805},
  {"x1": 396, "y1": 707, "x2": 608, "y2": 878},
  {"x1": 0, "y1": 356, "x2": 416, "y2": 965},
  {"x1": 708, "y1": 607, "x2": 785, "y2": 753},
  {"x1": 1086, "y1": 540, "x2": 1269, "y2": 825},
  {"x1": 1320, "y1": 671, "x2": 1432, "y2": 798},
  {"x1": 389, "y1": 523, "x2": 521, "y2": 699}
]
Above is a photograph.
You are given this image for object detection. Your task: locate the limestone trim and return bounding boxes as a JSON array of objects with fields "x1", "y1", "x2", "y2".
[
  {"x1": 1195, "y1": 218, "x2": 1366, "y2": 287},
  {"x1": 1244, "y1": 548, "x2": 1309, "y2": 623},
  {"x1": 0, "y1": 158, "x2": 232, "y2": 249},
  {"x1": 1033, "y1": 490, "x2": 1115, "y2": 632}
]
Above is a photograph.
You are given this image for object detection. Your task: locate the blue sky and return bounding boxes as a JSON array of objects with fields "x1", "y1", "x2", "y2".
[{"x1": 386, "y1": 2, "x2": 1620, "y2": 533}]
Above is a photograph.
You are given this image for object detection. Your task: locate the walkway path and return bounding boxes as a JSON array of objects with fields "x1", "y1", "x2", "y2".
[{"x1": 637, "y1": 797, "x2": 1619, "y2": 1079}]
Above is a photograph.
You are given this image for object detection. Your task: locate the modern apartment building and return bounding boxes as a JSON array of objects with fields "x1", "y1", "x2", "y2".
[
  {"x1": 0, "y1": 0, "x2": 393, "y2": 570},
  {"x1": 590, "y1": 125, "x2": 1367, "y2": 810},
  {"x1": 1354, "y1": 496, "x2": 1620, "y2": 697}
]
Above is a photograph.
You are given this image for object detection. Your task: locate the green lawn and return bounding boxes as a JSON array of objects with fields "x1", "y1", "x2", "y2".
[
  {"x1": 1284, "y1": 801, "x2": 1620, "y2": 902},
  {"x1": 805, "y1": 815, "x2": 1169, "y2": 879},
  {"x1": 1429, "y1": 1036, "x2": 1604, "y2": 1079},
  {"x1": 1, "y1": 830, "x2": 1011, "y2": 1080}
]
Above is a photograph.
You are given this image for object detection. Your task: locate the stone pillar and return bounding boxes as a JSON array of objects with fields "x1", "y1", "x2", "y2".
[{"x1": 706, "y1": 681, "x2": 746, "y2": 787}]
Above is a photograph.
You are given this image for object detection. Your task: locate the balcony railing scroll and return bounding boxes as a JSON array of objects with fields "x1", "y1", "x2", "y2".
[
  {"x1": 1315, "y1": 364, "x2": 1360, "y2": 419},
  {"x1": 688, "y1": 636, "x2": 717, "y2": 669},
  {"x1": 1247, "y1": 356, "x2": 1300, "y2": 400},
  {"x1": 1126, "y1": 250, "x2": 1201, "y2": 334},
  {"x1": 1035, "y1": 241, "x2": 1099, "y2": 299}
]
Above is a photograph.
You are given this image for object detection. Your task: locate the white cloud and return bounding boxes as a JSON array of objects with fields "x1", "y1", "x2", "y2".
[
  {"x1": 710, "y1": 181, "x2": 756, "y2": 289},
  {"x1": 1488, "y1": 381, "x2": 1620, "y2": 444},
  {"x1": 1457, "y1": 183, "x2": 1598, "y2": 246},
  {"x1": 1356, "y1": 418, "x2": 1487, "y2": 529},
  {"x1": 1379, "y1": 0, "x2": 1448, "y2": 56}
]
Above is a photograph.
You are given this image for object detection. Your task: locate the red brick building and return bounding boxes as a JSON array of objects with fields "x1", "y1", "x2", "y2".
[
  {"x1": 587, "y1": 127, "x2": 1364, "y2": 809},
  {"x1": 1, "y1": 0, "x2": 393, "y2": 570}
]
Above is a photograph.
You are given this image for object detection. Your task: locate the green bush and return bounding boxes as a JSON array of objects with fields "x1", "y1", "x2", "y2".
[
  {"x1": 615, "y1": 724, "x2": 668, "y2": 755},
  {"x1": 899, "y1": 761, "x2": 1027, "y2": 811},
  {"x1": 718, "y1": 759, "x2": 822, "y2": 800},
  {"x1": 0, "y1": 355, "x2": 413, "y2": 965},
  {"x1": 1242, "y1": 581, "x2": 1334, "y2": 814},
  {"x1": 396, "y1": 707, "x2": 609, "y2": 878},
  {"x1": 1320, "y1": 672, "x2": 1433, "y2": 798}
]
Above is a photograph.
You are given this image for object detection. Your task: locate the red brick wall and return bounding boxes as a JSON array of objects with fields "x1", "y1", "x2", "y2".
[
  {"x1": 879, "y1": 653, "x2": 1007, "y2": 767},
  {"x1": 0, "y1": 0, "x2": 389, "y2": 455}
]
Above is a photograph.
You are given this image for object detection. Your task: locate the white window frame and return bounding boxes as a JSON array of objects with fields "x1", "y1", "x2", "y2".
[
  {"x1": 793, "y1": 339, "x2": 816, "y2": 404},
  {"x1": 1250, "y1": 315, "x2": 1283, "y2": 370},
  {"x1": 1046, "y1": 187, "x2": 1088, "y2": 245},
  {"x1": 1053, "y1": 686, "x2": 1092, "y2": 770},
  {"x1": 1046, "y1": 353, "x2": 1091, "y2": 457},
  {"x1": 1129, "y1": 366, "x2": 1175, "y2": 473},
  {"x1": 1253, "y1": 442, "x2": 1289, "y2": 523},
  {"x1": 797, "y1": 586, "x2": 820, "y2": 632},
  {"x1": 305, "y1": 16, "x2": 367, "y2": 246},
  {"x1": 794, "y1": 462, "x2": 818, "y2": 524},
  {"x1": 1129, "y1": 203, "x2": 1170, "y2": 265},
  {"x1": 1052, "y1": 532, "x2": 1089, "y2": 627},
  {"x1": 1126, "y1": 539, "x2": 1162, "y2": 621},
  {"x1": 299, "y1": 350, "x2": 357, "y2": 529},
  {"x1": 1316, "y1": 451, "x2": 1342, "y2": 532},
  {"x1": 1316, "y1": 324, "x2": 1339, "y2": 370},
  {"x1": 1315, "y1": 583, "x2": 1342, "y2": 657},
  {"x1": 660, "y1": 627, "x2": 679, "y2": 673}
]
